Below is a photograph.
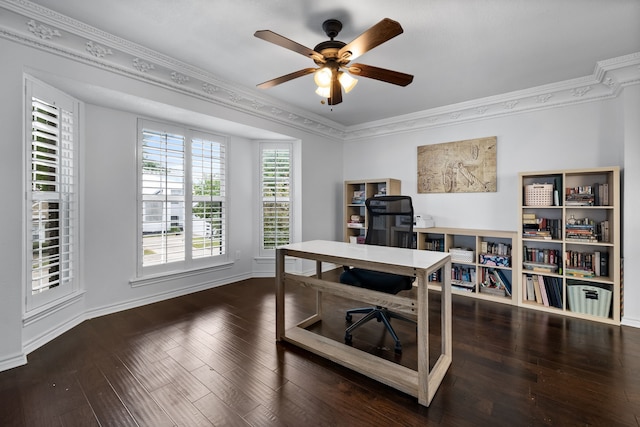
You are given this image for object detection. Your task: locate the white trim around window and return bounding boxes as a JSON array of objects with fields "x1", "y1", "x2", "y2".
[
  {"x1": 136, "y1": 119, "x2": 228, "y2": 278},
  {"x1": 24, "y1": 76, "x2": 82, "y2": 315},
  {"x1": 259, "y1": 141, "x2": 295, "y2": 258}
]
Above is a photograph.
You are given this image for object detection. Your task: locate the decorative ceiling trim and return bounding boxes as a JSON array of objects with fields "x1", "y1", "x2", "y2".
[
  {"x1": 346, "y1": 52, "x2": 640, "y2": 140},
  {"x1": 1, "y1": 0, "x2": 639, "y2": 142},
  {"x1": 0, "y1": 0, "x2": 348, "y2": 140}
]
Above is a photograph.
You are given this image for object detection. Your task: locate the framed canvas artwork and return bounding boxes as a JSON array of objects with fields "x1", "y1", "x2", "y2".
[{"x1": 417, "y1": 136, "x2": 497, "y2": 193}]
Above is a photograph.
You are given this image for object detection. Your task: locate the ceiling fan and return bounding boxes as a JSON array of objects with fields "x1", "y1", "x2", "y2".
[{"x1": 254, "y1": 18, "x2": 414, "y2": 106}]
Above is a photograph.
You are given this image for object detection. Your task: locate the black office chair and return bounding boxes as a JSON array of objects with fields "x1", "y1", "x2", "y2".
[{"x1": 340, "y1": 195, "x2": 416, "y2": 353}]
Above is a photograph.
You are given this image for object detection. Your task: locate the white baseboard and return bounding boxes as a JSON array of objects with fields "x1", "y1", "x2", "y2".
[
  {"x1": 22, "y1": 312, "x2": 86, "y2": 356},
  {"x1": 621, "y1": 316, "x2": 640, "y2": 328},
  {"x1": 0, "y1": 352, "x2": 27, "y2": 372},
  {"x1": 85, "y1": 272, "x2": 252, "y2": 320}
]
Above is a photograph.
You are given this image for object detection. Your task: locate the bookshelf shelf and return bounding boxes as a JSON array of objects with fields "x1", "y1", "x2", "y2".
[
  {"x1": 343, "y1": 179, "x2": 401, "y2": 243},
  {"x1": 518, "y1": 167, "x2": 621, "y2": 325},
  {"x1": 415, "y1": 227, "x2": 518, "y2": 305}
]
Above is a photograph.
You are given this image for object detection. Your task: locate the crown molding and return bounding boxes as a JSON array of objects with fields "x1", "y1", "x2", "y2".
[
  {"x1": 346, "y1": 52, "x2": 640, "y2": 140},
  {"x1": 1, "y1": 0, "x2": 638, "y2": 142},
  {"x1": 0, "y1": 0, "x2": 348, "y2": 140}
]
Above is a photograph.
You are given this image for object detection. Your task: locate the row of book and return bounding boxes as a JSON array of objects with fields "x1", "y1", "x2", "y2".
[
  {"x1": 522, "y1": 247, "x2": 609, "y2": 277},
  {"x1": 566, "y1": 219, "x2": 612, "y2": 243},
  {"x1": 565, "y1": 221, "x2": 598, "y2": 242},
  {"x1": 565, "y1": 250, "x2": 609, "y2": 277},
  {"x1": 565, "y1": 217, "x2": 610, "y2": 243},
  {"x1": 351, "y1": 190, "x2": 365, "y2": 204},
  {"x1": 481, "y1": 241, "x2": 511, "y2": 256},
  {"x1": 522, "y1": 215, "x2": 562, "y2": 240},
  {"x1": 565, "y1": 183, "x2": 609, "y2": 206},
  {"x1": 425, "y1": 238, "x2": 512, "y2": 257},
  {"x1": 523, "y1": 215, "x2": 610, "y2": 243},
  {"x1": 524, "y1": 274, "x2": 563, "y2": 308},
  {"x1": 424, "y1": 238, "x2": 445, "y2": 252},
  {"x1": 430, "y1": 266, "x2": 513, "y2": 297},
  {"x1": 481, "y1": 268, "x2": 512, "y2": 296},
  {"x1": 451, "y1": 265, "x2": 475, "y2": 284},
  {"x1": 523, "y1": 247, "x2": 562, "y2": 272}
]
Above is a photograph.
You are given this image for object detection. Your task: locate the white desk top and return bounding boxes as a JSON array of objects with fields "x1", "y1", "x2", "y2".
[{"x1": 279, "y1": 240, "x2": 450, "y2": 270}]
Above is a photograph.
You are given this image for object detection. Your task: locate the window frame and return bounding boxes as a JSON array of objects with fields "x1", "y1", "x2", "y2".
[
  {"x1": 24, "y1": 76, "x2": 82, "y2": 314},
  {"x1": 259, "y1": 141, "x2": 293, "y2": 257},
  {"x1": 136, "y1": 119, "x2": 228, "y2": 278}
]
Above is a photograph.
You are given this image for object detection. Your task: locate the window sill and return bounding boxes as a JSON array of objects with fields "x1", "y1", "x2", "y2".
[{"x1": 130, "y1": 261, "x2": 234, "y2": 288}]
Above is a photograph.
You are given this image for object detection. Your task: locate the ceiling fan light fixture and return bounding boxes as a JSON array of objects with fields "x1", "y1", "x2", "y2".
[
  {"x1": 338, "y1": 71, "x2": 358, "y2": 93},
  {"x1": 315, "y1": 86, "x2": 330, "y2": 98},
  {"x1": 313, "y1": 67, "x2": 332, "y2": 88},
  {"x1": 254, "y1": 18, "x2": 413, "y2": 106}
]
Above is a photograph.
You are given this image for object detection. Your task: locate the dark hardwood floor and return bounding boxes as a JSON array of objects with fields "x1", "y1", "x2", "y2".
[{"x1": 1, "y1": 276, "x2": 639, "y2": 426}]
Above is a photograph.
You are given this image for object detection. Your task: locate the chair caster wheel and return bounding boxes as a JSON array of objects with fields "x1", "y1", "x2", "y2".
[
  {"x1": 345, "y1": 314, "x2": 352, "y2": 322},
  {"x1": 345, "y1": 333, "x2": 352, "y2": 344}
]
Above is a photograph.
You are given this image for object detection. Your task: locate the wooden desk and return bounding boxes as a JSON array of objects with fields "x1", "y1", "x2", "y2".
[{"x1": 276, "y1": 240, "x2": 452, "y2": 407}]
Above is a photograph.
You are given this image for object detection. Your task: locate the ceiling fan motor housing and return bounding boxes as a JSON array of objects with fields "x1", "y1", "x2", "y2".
[
  {"x1": 315, "y1": 19, "x2": 350, "y2": 65},
  {"x1": 322, "y1": 19, "x2": 342, "y2": 39}
]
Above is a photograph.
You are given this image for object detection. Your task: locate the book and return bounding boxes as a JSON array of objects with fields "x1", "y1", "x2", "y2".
[
  {"x1": 347, "y1": 222, "x2": 364, "y2": 228},
  {"x1": 537, "y1": 274, "x2": 549, "y2": 306},
  {"x1": 594, "y1": 251, "x2": 601, "y2": 276},
  {"x1": 542, "y1": 276, "x2": 561, "y2": 308},
  {"x1": 600, "y1": 220, "x2": 610, "y2": 243},
  {"x1": 526, "y1": 275, "x2": 536, "y2": 301},
  {"x1": 495, "y1": 269, "x2": 512, "y2": 296},
  {"x1": 554, "y1": 176, "x2": 563, "y2": 206},
  {"x1": 552, "y1": 277, "x2": 563, "y2": 308},
  {"x1": 523, "y1": 261, "x2": 558, "y2": 273},
  {"x1": 600, "y1": 251, "x2": 609, "y2": 277},
  {"x1": 352, "y1": 190, "x2": 365, "y2": 204},
  {"x1": 542, "y1": 276, "x2": 556, "y2": 308},
  {"x1": 532, "y1": 274, "x2": 543, "y2": 304}
]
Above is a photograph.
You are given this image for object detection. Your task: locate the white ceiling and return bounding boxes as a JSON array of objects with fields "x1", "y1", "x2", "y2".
[{"x1": 26, "y1": 0, "x2": 640, "y2": 127}]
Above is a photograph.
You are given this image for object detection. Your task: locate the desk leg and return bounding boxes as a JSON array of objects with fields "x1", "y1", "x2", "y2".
[
  {"x1": 315, "y1": 260, "x2": 323, "y2": 318},
  {"x1": 417, "y1": 270, "x2": 429, "y2": 406},
  {"x1": 276, "y1": 248, "x2": 285, "y2": 341},
  {"x1": 442, "y1": 260, "x2": 452, "y2": 357}
]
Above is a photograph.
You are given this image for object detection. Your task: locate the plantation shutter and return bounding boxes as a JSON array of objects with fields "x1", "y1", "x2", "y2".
[
  {"x1": 140, "y1": 127, "x2": 186, "y2": 266},
  {"x1": 191, "y1": 134, "x2": 226, "y2": 258},
  {"x1": 29, "y1": 96, "x2": 76, "y2": 296},
  {"x1": 261, "y1": 145, "x2": 291, "y2": 251}
]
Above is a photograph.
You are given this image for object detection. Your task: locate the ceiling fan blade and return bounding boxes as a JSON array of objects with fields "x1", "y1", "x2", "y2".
[
  {"x1": 328, "y1": 73, "x2": 342, "y2": 105},
  {"x1": 338, "y1": 18, "x2": 403, "y2": 62},
  {"x1": 347, "y1": 63, "x2": 414, "y2": 86},
  {"x1": 256, "y1": 68, "x2": 317, "y2": 89},
  {"x1": 254, "y1": 30, "x2": 324, "y2": 62}
]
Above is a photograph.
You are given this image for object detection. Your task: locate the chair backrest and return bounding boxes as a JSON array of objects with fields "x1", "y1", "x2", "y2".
[{"x1": 365, "y1": 195, "x2": 414, "y2": 249}]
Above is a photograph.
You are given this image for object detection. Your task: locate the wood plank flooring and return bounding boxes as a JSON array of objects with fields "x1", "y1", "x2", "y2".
[{"x1": 1, "y1": 276, "x2": 639, "y2": 426}]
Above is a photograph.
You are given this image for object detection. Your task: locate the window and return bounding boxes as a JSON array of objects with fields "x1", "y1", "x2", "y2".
[
  {"x1": 138, "y1": 120, "x2": 226, "y2": 275},
  {"x1": 25, "y1": 78, "x2": 80, "y2": 312},
  {"x1": 260, "y1": 142, "x2": 292, "y2": 255}
]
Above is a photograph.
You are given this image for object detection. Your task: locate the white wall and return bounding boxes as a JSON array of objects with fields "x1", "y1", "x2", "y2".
[
  {"x1": 0, "y1": 40, "x2": 29, "y2": 369},
  {"x1": 0, "y1": 37, "x2": 343, "y2": 370},
  {"x1": 343, "y1": 93, "x2": 638, "y2": 325},
  {"x1": 344, "y1": 100, "x2": 624, "y2": 230},
  {"x1": 622, "y1": 85, "x2": 640, "y2": 327}
]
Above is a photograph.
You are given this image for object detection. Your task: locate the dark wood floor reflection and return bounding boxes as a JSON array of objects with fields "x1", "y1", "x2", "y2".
[{"x1": 1, "y1": 277, "x2": 639, "y2": 426}]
